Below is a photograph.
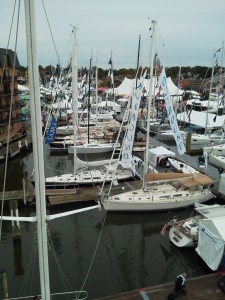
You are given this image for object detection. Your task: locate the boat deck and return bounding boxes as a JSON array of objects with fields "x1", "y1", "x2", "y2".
[{"x1": 96, "y1": 273, "x2": 225, "y2": 300}]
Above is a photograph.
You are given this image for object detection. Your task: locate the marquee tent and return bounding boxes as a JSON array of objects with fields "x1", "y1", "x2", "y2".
[{"x1": 114, "y1": 76, "x2": 183, "y2": 98}]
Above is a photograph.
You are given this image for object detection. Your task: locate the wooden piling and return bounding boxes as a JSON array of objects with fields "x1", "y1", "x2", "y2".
[
  {"x1": 0, "y1": 269, "x2": 8, "y2": 299},
  {"x1": 9, "y1": 200, "x2": 21, "y2": 241}
]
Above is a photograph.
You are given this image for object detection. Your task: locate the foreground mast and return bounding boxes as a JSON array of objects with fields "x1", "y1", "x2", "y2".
[{"x1": 24, "y1": 1, "x2": 50, "y2": 299}]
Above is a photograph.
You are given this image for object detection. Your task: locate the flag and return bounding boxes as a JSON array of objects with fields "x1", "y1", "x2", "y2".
[
  {"x1": 178, "y1": 74, "x2": 184, "y2": 89},
  {"x1": 160, "y1": 223, "x2": 170, "y2": 235},
  {"x1": 45, "y1": 116, "x2": 57, "y2": 144},
  {"x1": 108, "y1": 56, "x2": 114, "y2": 88}
]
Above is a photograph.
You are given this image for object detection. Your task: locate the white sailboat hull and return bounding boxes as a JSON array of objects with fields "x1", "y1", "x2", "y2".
[
  {"x1": 68, "y1": 142, "x2": 120, "y2": 154},
  {"x1": 203, "y1": 144, "x2": 225, "y2": 156},
  {"x1": 208, "y1": 154, "x2": 225, "y2": 169},
  {"x1": 45, "y1": 168, "x2": 133, "y2": 188},
  {"x1": 102, "y1": 186, "x2": 215, "y2": 211},
  {"x1": 184, "y1": 133, "x2": 224, "y2": 151}
]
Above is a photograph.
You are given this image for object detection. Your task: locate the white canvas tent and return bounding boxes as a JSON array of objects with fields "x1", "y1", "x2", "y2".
[
  {"x1": 115, "y1": 76, "x2": 183, "y2": 98},
  {"x1": 148, "y1": 146, "x2": 175, "y2": 167},
  {"x1": 195, "y1": 217, "x2": 225, "y2": 271},
  {"x1": 177, "y1": 110, "x2": 225, "y2": 129}
]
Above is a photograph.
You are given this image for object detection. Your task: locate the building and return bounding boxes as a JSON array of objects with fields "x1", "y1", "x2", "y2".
[{"x1": 0, "y1": 48, "x2": 29, "y2": 159}]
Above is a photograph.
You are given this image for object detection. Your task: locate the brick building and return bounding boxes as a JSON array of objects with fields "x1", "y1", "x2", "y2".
[{"x1": 0, "y1": 48, "x2": 28, "y2": 158}]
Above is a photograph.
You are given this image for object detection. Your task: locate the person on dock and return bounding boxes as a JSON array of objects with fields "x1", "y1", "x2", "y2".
[
  {"x1": 33, "y1": 296, "x2": 40, "y2": 300},
  {"x1": 174, "y1": 272, "x2": 187, "y2": 296}
]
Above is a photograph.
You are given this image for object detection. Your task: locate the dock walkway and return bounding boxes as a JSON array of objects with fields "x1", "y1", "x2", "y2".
[{"x1": 96, "y1": 273, "x2": 225, "y2": 300}]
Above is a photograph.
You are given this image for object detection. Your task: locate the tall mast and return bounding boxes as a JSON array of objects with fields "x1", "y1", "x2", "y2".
[
  {"x1": 72, "y1": 26, "x2": 78, "y2": 174},
  {"x1": 24, "y1": 1, "x2": 50, "y2": 299},
  {"x1": 143, "y1": 20, "x2": 157, "y2": 187},
  {"x1": 88, "y1": 55, "x2": 92, "y2": 144},
  {"x1": 95, "y1": 56, "x2": 99, "y2": 119},
  {"x1": 204, "y1": 52, "x2": 216, "y2": 135},
  {"x1": 136, "y1": 34, "x2": 141, "y2": 89}
]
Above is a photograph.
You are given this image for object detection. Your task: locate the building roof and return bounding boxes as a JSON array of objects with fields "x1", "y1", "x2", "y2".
[{"x1": 0, "y1": 48, "x2": 20, "y2": 68}]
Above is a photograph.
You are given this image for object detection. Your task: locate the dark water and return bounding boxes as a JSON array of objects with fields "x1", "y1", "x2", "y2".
[{"x1": 0, "y1": 145, "x2": 215, "y2": 299}]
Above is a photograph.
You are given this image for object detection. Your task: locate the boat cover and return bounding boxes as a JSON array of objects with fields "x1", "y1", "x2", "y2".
[
  {"x1": 148, "y1": 146, "x2": 175, "y2": 167},
  {"x1": 196, "y1": 217, "x2": 225, "y2": 270}
]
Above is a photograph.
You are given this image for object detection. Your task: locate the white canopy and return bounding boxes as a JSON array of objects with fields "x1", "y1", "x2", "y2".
[
  {"x1": 115, "y1": 76, "x2": 183, "y2": 97},
  {"x1": 177, "y1": 110, "x2": 225, "y2": 129},
  {"x1": 196, "y1": 217, "x2": 225, "y2": 271},
  {"x1": 148, "y1": 146, "x2": 175, "y2": 167}
]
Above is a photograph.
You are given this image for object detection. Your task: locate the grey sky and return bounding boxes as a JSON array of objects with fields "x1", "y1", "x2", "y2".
[{"x1": 2, "y1": 0, "x2": 225, "y2": 70}]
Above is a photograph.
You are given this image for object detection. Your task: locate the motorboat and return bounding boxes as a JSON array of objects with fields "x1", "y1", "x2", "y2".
[{"x1": 168, "y1": 203, "x2": 225, "y2": 248}]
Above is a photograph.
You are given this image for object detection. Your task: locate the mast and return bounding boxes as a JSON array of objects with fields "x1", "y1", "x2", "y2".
[
  {"x1": 72, "y1": 26, "x2": 78, "y2": 175},
  {"x1": 135, "y1": 34, "x2": 141, "y2": 89},
  {"x1": 204, "y1": 52, "x2": 216, "y2": 135},
  {"x1": 88, "y1": 56, "x2": 92, "y2": 144},
  {"x1": 143, "y1": 20, "x2": 157, "y2": 188},
  {"x1": 95, "y1": 57, "x2": 99, "y2": 119},
  {"x1": 24, "y1": 1, "x2": 50, "y2": 299}
]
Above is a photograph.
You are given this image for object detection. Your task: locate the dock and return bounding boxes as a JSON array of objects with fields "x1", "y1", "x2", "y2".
[
  {"x1": 96, "y1": 273, "x2": 225, "y2": 300},
  {"x1": 0, "y1": 180, "x2": 142, "y2": 206}
]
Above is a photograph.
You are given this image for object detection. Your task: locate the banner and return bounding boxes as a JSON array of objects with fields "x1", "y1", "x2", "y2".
[
  {"x1": 159, "y1": 68, "x2": 186, "y2": 155},
  {"x1": 45, "y1": 116, "x2": 57, "y2": 144},
  {"x1": 121, "y1": 77, "x2": 144, "y2": 172}
]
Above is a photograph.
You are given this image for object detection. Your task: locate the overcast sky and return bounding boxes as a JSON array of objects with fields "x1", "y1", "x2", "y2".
[{"x1": 2, "y1": 0, "x2": 225, "y2": 70}]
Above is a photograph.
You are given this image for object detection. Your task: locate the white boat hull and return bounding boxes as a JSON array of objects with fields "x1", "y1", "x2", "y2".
[
  {"x1": 203, "y1": 144, "x2": 225, "y2": 156},
  {"x1": 208, "y1": 154, "x2": 225, "y2": 169},
  {"x1": 45, "y1": 168, "x2": 133, "y2": 188},
  {"x1": 102, "y1": 186, "x2": 215, "y2": 211},
  {"x1": 68, "y1": 143, "x2": 120, "y2": 154},
  {"x1": 169, "y1": 225, "x2": 198, "y2": 248},
  {"x1": 185, "y1": 133, "x2": 225, "y2": 151}
]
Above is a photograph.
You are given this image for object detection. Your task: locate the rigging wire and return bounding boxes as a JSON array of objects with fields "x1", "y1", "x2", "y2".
[
  {"x1": 41, "y1": 0, "x2": 61, "y2": 66},
  {"x1": 47, "y1": 225, "x2": 88, "y2": 300}
]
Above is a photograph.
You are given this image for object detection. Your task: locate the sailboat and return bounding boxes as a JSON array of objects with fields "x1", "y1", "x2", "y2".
[
  {"x1": 44, "y1": 30, "x2": 135, "y2": 189},
  {"x1": 1, "y1": 3, "x2": 100, "y2": 300},
  {"x1": 181, "y1": 47, "x2": 225, "y2": 152},
  {"x1": 101, "y1": 20, "x2": 215, "y2": 212}
]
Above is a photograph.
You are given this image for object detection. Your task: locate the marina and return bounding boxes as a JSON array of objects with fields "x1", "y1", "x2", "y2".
[{"x1": 1, "y1": 3, "x2": 225, "y2": 299}]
